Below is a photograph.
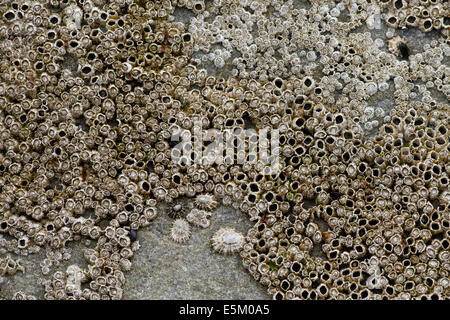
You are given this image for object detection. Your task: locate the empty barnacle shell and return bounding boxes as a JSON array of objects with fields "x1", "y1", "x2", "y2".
[
  {"x1": 387, "y1": 36, "x2": 409, "y2": 58},
  {"x1": 170, "y1": 219, "x2": 191, "y2": 244},
  {"x1": 210, "y1": 227, "x2": 245, "y2": 255}
]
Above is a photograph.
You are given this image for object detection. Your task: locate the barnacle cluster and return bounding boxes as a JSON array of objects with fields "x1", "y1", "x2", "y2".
[
  {"x1": 187, "y1": 208, "x2": 212, "y2": 228},
  {"x1": 380, "y1": 0, "x2": 450, "y2": 32},
  {"x1": 169, "y1": 195, "x2": 216, "y2": 242},
  {"x1": 0, "y1": 255, "x2": 24, "y2": 277},
  {"x1": 0, "y1": 0, "x2": 448, "y2": 300},
  {"x1": 11, "y1": 291, "x2": 37, "y2": 300}
]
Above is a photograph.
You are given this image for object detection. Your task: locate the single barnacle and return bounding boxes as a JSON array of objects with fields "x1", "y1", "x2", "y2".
[
  {"x1": 170, "y1": 219, "x2": 191, "y2": 244},
  {"x1": 210, "y1": 227, "x2": 245, "y2": 255},
  {"x1": 398, "y1": 43, "x2": 410, "y2": 60},
  {"x1": 168, "y1": 202, "x2": 187, "y2": 219},
  {"x1": 194, "y1": 194, "x2": 218, "y2": 211}
]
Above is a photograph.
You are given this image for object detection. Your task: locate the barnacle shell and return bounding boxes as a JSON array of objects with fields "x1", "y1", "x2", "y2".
[
  {"x1": 211, "y1": 227, "x2": 245, "y2": 255},
  {"x1": 12, "y1": 291, "x2": 36, "y2": 300},
  {"x1": 170, "y1": 219, "x2": 191, "y2": 243},
  {"x1": 194, "y1": 194, "x2": 218, "y2": 211},
  {"x1": 64, "y1": 4, "x2": 83, "y2": 30},
  {"x1": 168, "y1": 203, "x2": 187, "y2": 219},
  {"x1": 65, "y1": 264, "x2": 85, "y2": 294},
  {"x1": 186, "y1": 208, "x2": 212, "y2": 228}
]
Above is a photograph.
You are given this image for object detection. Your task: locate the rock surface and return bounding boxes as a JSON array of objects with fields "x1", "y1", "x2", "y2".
[
  {"x1": 1, "y1": 206, "x2": 269, "y2": 300},
  {"x1": 0, "y1": 5, "x2": 447, "y2": 301},
  {"x1": 122, "y1": 206, "x2": 269, "y2": 299}
]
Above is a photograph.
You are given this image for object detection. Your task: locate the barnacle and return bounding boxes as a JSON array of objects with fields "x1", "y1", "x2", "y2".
[
  {"x1": 194, "y1": 194, "x2": 218, "y2": 211},
  {"x1": 211, "y1": 227, "x2": 245, "y2": 255},
  {"x1": 168, "y1": 202, "x2": 187, "y2": 219},
  {"x1": 12, "y1": 291, "x2": 36, "y2": 300},
  {"x1": 170, "y1": 219, "x2": 191, "y2": 244},
  {"x1": 186, "y1": 208, "x2": 212, "y2": 228},
  {"x1": 0, "y1": 255, "x2": 25, "y2": 277}
]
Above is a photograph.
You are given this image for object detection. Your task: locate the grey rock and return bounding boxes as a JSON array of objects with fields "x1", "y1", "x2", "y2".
[{"x1": 122, "y1": 206, "x2": 269, "y2": 300}]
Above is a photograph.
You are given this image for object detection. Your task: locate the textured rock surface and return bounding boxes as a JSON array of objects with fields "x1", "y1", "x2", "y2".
[
  {"x1": 122, "y1": 206, "x2": 269, "y2": 299},
  {"x1": 2, "y1": 26, "x2": 448, "y2": 301},
  {"x1": 0, "y1": 241, "x2": 88, "y2": 299},
  {"x1": 1, "y1": 4, "x2": 448, "y2": 300},
  {"x1": 1, "y1": 206, "x2": 269, "y2": 300}
]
